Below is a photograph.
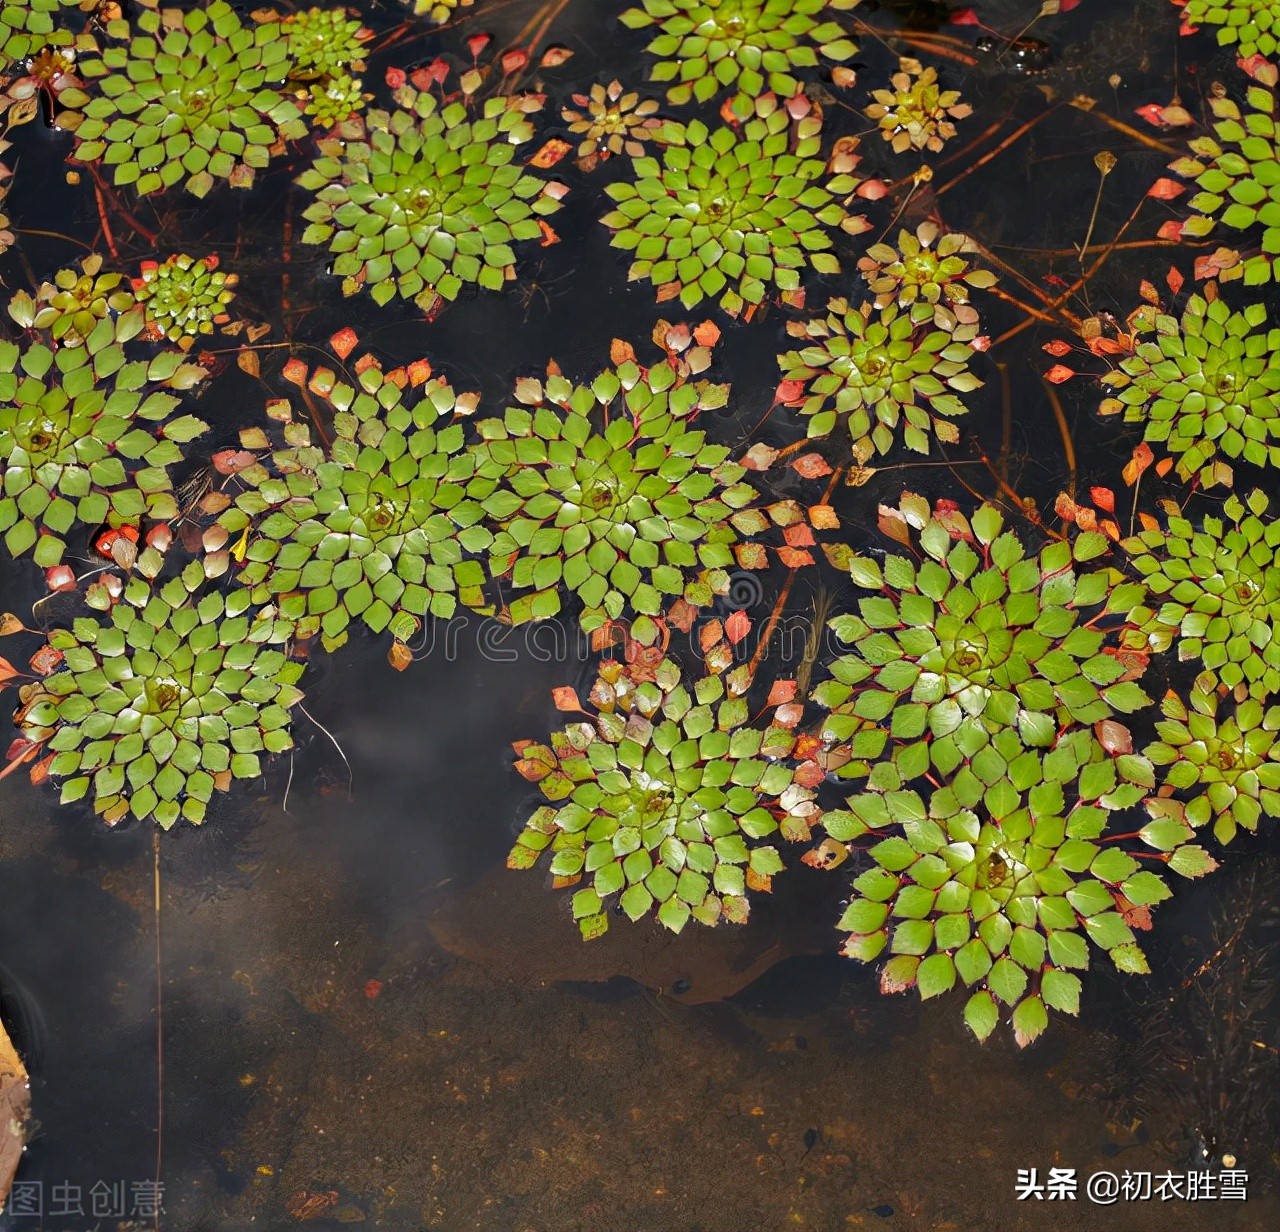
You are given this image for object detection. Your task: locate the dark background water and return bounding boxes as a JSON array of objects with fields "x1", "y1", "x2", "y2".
[{"x1": 1, "y1": 0, "x2": 1279, "y2": 1229}]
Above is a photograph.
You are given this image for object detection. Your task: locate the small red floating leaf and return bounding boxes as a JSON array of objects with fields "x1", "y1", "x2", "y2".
[
  {"x1": 1157, "y1": 219, "x2": 1185, "y2": 242},
  {"x1": 529, "y1": 138, "x2": 571, "y2": 168},
  {"x1": 282, "y1": 357, "x2": 308, "y2": 387},
  {"x1": 725, "y1": 610, "x2": 751, "y2": 645},
  {"x1": 791, "y1": 452, "x2": 832, "y2": 479},
  {"x1": 667, "y1": 598, "x2": 698, "y2": 632},
  {"x1": 1045, "y1": 364, "x2": 1075, "y2": 384},
  {"x1": 783, "y1": 523, "x2": 816, "y2": 549},
  {"x1": 384, "y1": 67, "x2": 406, "y2": 89},
  {"x1": 466, "y1": 33, "x2": 491, "y2": 60},
  {"x1": 742, "y1": 443, "x2": 780, "y2": 471},
  {"x1": 500, "y1": 48, "x2": 529, "y2": 75},
  {"x1": 540, "y1": 45, "x2": 573, "y2": 68},
  {"x1": 774, "y1": 702, "x2": 805, "y2": 729},
  {"x1": 1147, "y1": 177, "x2": 1185, "y2": 200},
  {"x1": 774, "y1": 378, "x2": 806, "y2": 405},
  {"x1": 551, "y1": 686, "x2": 583, "y2": 712},
  {"x1": 693, "y1": 320, "x2": 721, "y2": 348},
  {"x1": 1090, "y1": 486, "x2": 1116, "y2": 513},
  {"x1": 1122, "y1": 442, "x2": 1155, "y2": 486},
  {"x1": 777, "y1": 546, "x2": 815, "y2": 569},
  {"x1": 767, "y1": 679, "x2": 798, "y2": 707},
  {"x1": 1042, "y1": 339, "x2": 1072, "y2": 357},
  {"x1": 28, "y1": 643, "x2": 64, "y2": 675},
  {"x1": 45, "y1": 565, "x2": 77, "y2": 592},
  {"x1": 949, "y1": 6, "x2": 980, "y2": 23},
  {"x1": 330, "y1": 327, "x2": 358, "y2": 359},
  {"x1": 1095, "y1": 718, "x2": 1133, "y2": 756},
  {"x1": 388, "y1": 640, "x2": 413, "y2": 672},
  {"x1": 213, "y1": 449, "x2": 257, "y2": 475},
  {"x1": 1166, "y1": 266, "x2": 1185, "y2": 295}
]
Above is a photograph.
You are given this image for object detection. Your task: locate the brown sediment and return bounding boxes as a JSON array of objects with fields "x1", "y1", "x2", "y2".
[
  {"x1": 426, "y1": 862, "x2": 840, "y2": 1005},
  {"x1": 0, "y1": 1015, "x2": 29, "y2": 1211}
]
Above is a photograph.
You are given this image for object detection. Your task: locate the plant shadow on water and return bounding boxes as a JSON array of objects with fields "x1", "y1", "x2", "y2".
[{"x1": 0, "y1": 0, "x2": 1279, "y2": 1230}]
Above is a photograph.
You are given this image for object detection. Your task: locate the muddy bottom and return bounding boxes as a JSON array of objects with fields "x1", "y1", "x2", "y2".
[{"x1": 3, "y1": 783, "x2": 1274, "y2": 1232}]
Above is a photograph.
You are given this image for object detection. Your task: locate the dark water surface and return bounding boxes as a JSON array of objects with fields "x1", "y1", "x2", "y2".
[{"x1": 2, "y1": 0, "x2": 1279, "y2": 1229}]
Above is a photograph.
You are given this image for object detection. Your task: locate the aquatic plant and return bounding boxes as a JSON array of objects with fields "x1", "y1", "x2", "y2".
[
  {"x1": 219, "y1": 358, "x2": 493, "y2": 652},
  {"x1": 0, "y1": 323, "x2": 208, "y2": 567},
  {"x1": 131, "y1": 253, "x2": 238, "y2": 351},
  {"x1": 1177, "y1": 0, "x2": 1280, "y2": 59},
  {"x1": 601, "y1": 96, "x2": 860, "y2": 314},
  {"x1": 74, "y1": 1, "x2": 307, "y2": 197},
  {"x1": 814, "y1": 498, "x2": 1152, "y2": 782},
  {"x1": 0, "y1": 0, "x2": 108, "y2": 68},
  {"x1": 1146, "y1": 687, "x2": 1280, "y2": 845},
  {"x1": 562, "y1": 80, "x2": 665, "y2": 168},
  {"x1": 398, "y1": 0, "x2": 473, "y2": 22},
  {"x1": 778, "y1": 297, "x2": 982, "y2": 459},
  {"x1": 4, "y1": 44, "x2": 93, "y2": 130},
  {"x1": 866, "y1": 57, "x2": 971, "y2": 154},
  {"x1": 618, "y1": 0, "x2": 860, "y2": 106},
  {"x1": 1099, "y1": 296, "x2": 1280, "y2": 487},
  {"x1": 23, "y1": 254, "x2": 135, "y2": 349},
  {"x1": 279, "y1": 5, "x2": 369, "y2": 126},
  {"x1": 510, "y1": 654, "x2": 809, "y2": 939},
  {"x1": 1123, "y1": 490, "x2": 1280, "y2": 698},
  {"x1": 1170, "y1": 59, "x2": 1280, "y2": 286},
  {"x1": 297, "y1": 79, "x2": 563, "y2": 311},
  {"x1": 856, "y1": 222, "x2": 996, "y2": 331},
  {"x1": 825, "y1": 726, "x2": 1213, "y2": 1046},
  {"x1": 469, "y1": 342, "x2": 755, "y2": 629},
  {"x1": 15, "y1": 579, "x2": 301, "y2": 828}
]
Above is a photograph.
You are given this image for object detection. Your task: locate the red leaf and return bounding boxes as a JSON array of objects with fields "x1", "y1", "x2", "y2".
[
  {"x1": 949, "y1": 7, "x2": 980, "y2": 23},
  {"x1": 466, "y1": 34, "x2": 491, "y2": 59},
  {"x1": 1095, "y1": 719, "x2": 1133, "y2": 756},
  {"x1": 856, "y1": 179, "x2": 889, "y2": 201},
  {"x1": 1166, "y1": 266, "x2": 1185, "y2": 295},
  {"x1": 666, "y1": 598, "x2": 698, "y2": 632},
  {"x1": 0, "y1": 657, "x2": 20, "y2": 684},
  {"x1": 500, "y1": 48, "x2": 529, "y2": 75},
  {"x1": 282, "y1": 357, "x2": 308, "y2": 387},
  {"x1": 529, "y1": 138, "x2": 571, "y2": 168},
  {"x1": 330, "y1": 327, "x2": 358, "y2": 359},
  {"x1": 364, "y1": 979, "x2": 383, "y2": 1000},
  {"x1": 725, "y1": 610, "x2": 751, "y2": 645},
  {"x1": 45, "y1": 565, "x2": 77, "y2": 592},
  {"x1": 783, "y1": 523, "x2": 816, "y2": 548},
  {"x1": 1157, "y1": 220, "x2": 1185, "y2": 242},
  {"x1": 1045, "y1": 364, "x2": 1075, "y2": 384},
  {"x1": 1147, "y1": 177, "x2": 1185, "y2": 200},
  {"x1": 212, "y1": 449, "x2": 257, "y2": 475},
  {"x1": 693, "y1": 321, "x2": 721, "y2": 348},
  {"x1": 28, "y1": 644, "x2": 63, "y2": 675},
  {"x1": 1122, "y1": 442, "x2": 1155, "y2": 485},
  {"x1": 551, "y1": 686, "x2": 583, "y2": 712},
  {"x1": 774, "y1": 702, "x2": 804, "y2": 729},
  {"x1": 774, "y1": 378, "x2": 806, "y2": 405},
  {"x1": 1090, "y1": 486, "x2": 1116, "y2": 513},
  {"x1": 791, "y1": 452, "x2": 832, "y2": 479},
  {"x1": 776, "y1": 547, "x2": 815, "y2": 569},
  {"x1": 1042, "y1": 339, "x2": 1072, "y2": 357},
  {"x1": 767, "y1": 679, "x2": 798, "y2": 706},
  {"x1": 384, "y1": 67, "x2": 406, "y2": 89},
  {"x1": 539, "y1": 45, "x2": 573, "y2": 68}
]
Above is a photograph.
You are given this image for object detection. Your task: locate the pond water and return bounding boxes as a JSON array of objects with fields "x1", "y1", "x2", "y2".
[{"x1": 1, "y1": 0, "x2": 1278, "y2": 1230}]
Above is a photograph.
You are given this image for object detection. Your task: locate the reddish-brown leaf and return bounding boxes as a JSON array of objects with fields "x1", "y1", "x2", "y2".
[
  {"x1": 388, "y1": 640, "x2": 413, "y2": 672},
  {"x1": 692, "y1": 321, "x2": 721, "y2": 348},
  {"x1": 330, "y1": 327, "x2": 358, "y2": 359},
  {"x1": 529, "y1": 138, "x2": 571, "y2": 168},
  {"x1": 282, "y1": 357, "x2": 308, "y2": 387},
  {"x1": 551, "y1": 686, "x2": 583, "y2": 712},
  {"x1": 808, "y1": 504, "x2": 839, "y2": 530},
  {"x1": 666, "y1": 598, "x2": 698, "y2": 632},
  {"x1": 774, "y1": 702, "x2": 804, "y2": 729},
  {"x1": 539, "y1": 45, "x2": 573, "y2": 67},
  {"x1": 1122, "y1": 442, "x2": 1155, "y2": 485},
  {"x1": 1157, "y1": 219, "x2": 1185, "y2": 242},
  {"x1": 28, "y1": 644, "x2": 63, "y2": 675},
  {"x1": 783, "y1": 523, "x2": 816, "y2": 548},
  {"x1": 791, "y1": 452, "x2": 832, "y2": 479},
  {"x1": 1095, "y1": 718, "x2": 1133, "y2": 756},
  {"x1": 1147, "y1": 177, "x2": 1185, "y2": 200},
  {"x1": 700, "y1": 620, "x2": 724, "y2": 652},
  {"x1": 1045, "y1": 363, "x2": 1075, "y2": 384},
  {"x1": 1042, "y1": 339, "x2": 1072, "y2": 357},
  {"x1": 774, "y1": 378, "x2": 806, "y2": 405},
  {"x1": 1166, "y1": 266, "x2": 1185, "y2": 295},
  {"x1": 767, "y1": 679, "x2": 798, "y2": 707},
  {"x1": 1090, "y1": 486, "x2": 1116, "y2": 513},
  {"x1": 741, "y1": 443, "x2": 780, "y2": 471},
  {"x1": 45, "y1": 565, "x2": 77, "y2": 592},
  {"x1": 213, "y1": 449, "x2": 258, "y2": 475},
  {"x1": 724, "y1": 610, "x2": 750, "y2": 645},
  {"x1": 500, "y1": 48, "x2": 529, "y2": 74},
  {"x1": 777, "y1": 546, "x2": 815, "y2": 569}
]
